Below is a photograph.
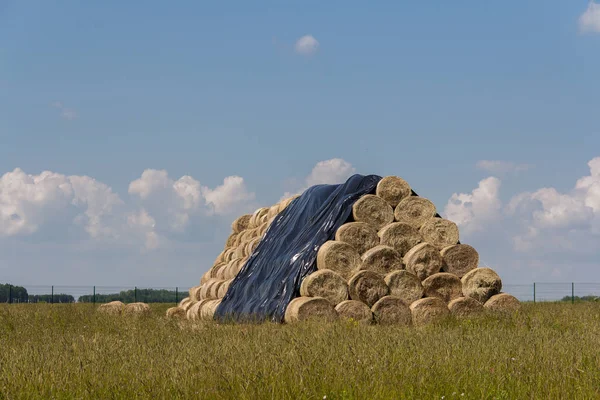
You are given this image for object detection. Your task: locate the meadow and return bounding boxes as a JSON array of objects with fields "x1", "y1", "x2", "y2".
[{"x1": 0, "y1": 303, "x2": 599, "y2": 399}]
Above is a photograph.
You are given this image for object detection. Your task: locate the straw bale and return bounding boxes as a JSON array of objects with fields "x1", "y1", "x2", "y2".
[
  {"x1": 409, "y1": 297, "x2": 450, "y2": 326},
  {"x1": 200, "y1": 271, "x2": 211, "y2": 285},
  {"x1": 376, "y1": 176, "x2": 412, "y2": 207},
  {"x1": 447, "y1": 297, "x2": 484, "y2": 318},
  {"x1": 334, "y1": 222, "x2": 379, "y2": 255},
  {"x1": 226, "y1": 233, "x2": 239, "y2": 248},
  {"x1": 378, "y1": 222, "x2": 422, "y2": 256},
  {"x1": 371, "y1": 296, "x2": 412, "y2": 326},
  {"x1": 267, "y1": 204, "x2": 280, "y2": 220},
  {"x1": 316, "y1": 240, "x2": 362, "y2": 280},
  {"x1": 334, "y1": 300, "x2": 373, "y2": 324},
  {"x1": 484, "y1": 293, "x2": 520, "y2": 312},
  {"x1": 123, "y1": 302, "x2": 151, "y2": 316},
  {"x1": 284, "y1": 297, "x2": 338, "y2": 323},
  {"x1": 245, "y1": 238, "x2": 261, "y2": 257},
  {"x1": 200, "y1": 299, "x2": 222, "y2": 321},
  {"x1": 213, "y1": 250, "x2": 226, "y2": 266},
  {"x1": 352, "y1": 194, "x2": 394, "y2": 230},
  {"x1": 257, "y1": 221, "x2": 269, "y2": 237},
  {"x1": 360, "y1": 245, "x2": 404, "y2": 276},
  {"x1": 199, "y1": 279, "x2": 219, "y2": 300},
  {"x1": 98, "y1": 300, "x2": 125, "y2": 315},
  {"x1": 178, "y1": 297, "x2": 194, "y2": 311},
  {"x1": 217, "y1": 279, "x2": 233, "y2": 298},
  {"x1": 231, "y1": 214, "x2": 252, "y2": 234},
  {"x1": 166, "y1": 307, "x2": 186, "y2": 319},
  {"x1": 419, "y1": 218, "x2": 460, "y2": 249},
  {"x1": 384, "y1": 270, "x2": 424, "y2": 305},
  {"x1": 249, "y1": 207, "x2": 269, "y2": 228},
  {"x1": 441, "y1": 244, "x2": 479, "y2": 278},
  {"x1": 394, "y1": 196, "x2": 437, "y2": 229},
  {"x1": 300, "y1": 269, "x2": 348, "y2": 305},
  {"x1": 209, "y1": 280, "x2": 225, "y2": 299},
  {"x1": 422, "y1": 272, "x2": 463, "y2": 303},
  {"x1": 224, "y1": 258, "x2": 245, "y2": 279},
  {"x1": 279, "y1": 194, "x2": 300, "y2": 213},
  {"x1": 189, "y1": 286, "x2": 203, "y2": 302},
  {"x1": 461, "y1": 267, "x2": 502, "y2": 303},
  {"x1": 348, "y1": 270, "x2": 389, "y2": 307},
  {"x1": 259, "y1": 213, "x2": 269, "y2": 225},
  {"x1": 223, "y1": 248, "x2": 236, "y2": 262},
  {"x1": 403, "y1": 243, "x2": 443, "y2": 280},
  {"x1": 234, "y1": 243, "x2": 245, "y2": 260},
  {"x1": 211, "y1": 263, "x2": 228, "y2": 279}
]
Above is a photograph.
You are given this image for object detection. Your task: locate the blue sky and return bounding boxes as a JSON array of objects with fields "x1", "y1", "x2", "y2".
[{"x1": 1, "y1": 1, "x2": 600, "y2": 288}]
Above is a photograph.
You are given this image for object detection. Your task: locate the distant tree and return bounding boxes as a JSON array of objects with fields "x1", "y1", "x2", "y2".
[
  {"x1": 78, "y1": 288, "x2": 181, "y2": 303},
  {"x1": 29, "y1": 294, "x2": 75, "y2": 303},
  {"x1": 561, "y1": 295, "x2": 600, "y2": 302},
  {"x1": 0, "y1": 283, "x2": 29, "y2": 303}
]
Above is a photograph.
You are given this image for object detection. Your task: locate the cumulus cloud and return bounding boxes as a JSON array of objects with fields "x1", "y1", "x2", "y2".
[
  {"x1": 51, "y1": 101, "x2": 77, "y2": 120},
  {"x1": 282, "y1": 158, "x2": 356, "y2": 199},
  {"x1": 579, "y1": 1, "x2": 600, "y2": 33},
  {"x1": 476, "y1": 160, "x2": 531, "y2": 175},
  {"x1": 295, "y1": 35, "x2": 319, "y2": 55}
]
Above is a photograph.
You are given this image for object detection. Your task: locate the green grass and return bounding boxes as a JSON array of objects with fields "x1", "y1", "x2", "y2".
[{"x1": 0, "y1": 303, "x2": 599, "y2": 399}]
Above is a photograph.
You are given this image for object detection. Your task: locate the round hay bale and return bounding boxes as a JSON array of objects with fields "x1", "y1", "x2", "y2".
[
  {"x1": 360, "y1": 245, "x2": 404, "y2": 276},
  {"x1": 178, "y1": 297, "x2": 194, "y2": 311},
  {"x1": 384, "y1": 270, "x2": 424, "y2": 305},
  {"x1": 123, "y1": 302, "x2": 151, "y2": 317},
  {"x1": 334, "y1": 222, "x2": 380, "y2": 255},
  {"x1": 419, "y1": 218, "x2": 460, "y2": 250},
  {"x1": 224, "y1": 258, "x2": 245, "y2": 279},
  {"x1": 189, "y1": 286, "x2": 203, "y2": 302},
  {"x1": 376, "y1": 176, "x2": 411, "y2": 207},
  {"x1": 187, "y1": 299, "x2": 211, "y2": 320},
  {"x1": 257, "y1": 222, "x2": 269, "y2": 237},
  {"x1": 234, "y1": 243, "x2": 245, "y2": 260},
  {"x1": 240, "y1": 228, "x2": 257, "y2": 242},
  {"x1": 461, "y1": 267, "x2": 502, "y2": 303},
  {"x1": 249, "y1": 207, "x2": 269, "y2": 228},
  {"x1": 394, "y1": 196, "x2": 437, "y2": 229},
  {"x1": 231, "y1": 214, "x2": 252, "y2": 234},
  {"x1": 267, "y1": 204, "x2": 280, "y2": 220},
  {"x1": 200, "y1": 271, "x2": 211, "y2": 285},
  {"x1": 371, "y1": 296, "x2": 412, "y2": 326},
  {"x1": 199, "y1": 279, "x2": 219, "y2": 300},
  {"x1": 245, "y1": 237, "x2": 261, "y2": 257},
  {"x1": 352, "y1": 195, "x2": 394, "y2": 230},
  {"x1": 403, "y1": 243, "x2": 443, "y2": 281},
  {"x1": 448, "y1": 297, "x2": 484, "y2": 318},
  {"x1": 209, "y1": 280, "x2": 225, "y2": 299},
  {"x1": 200, "y1": 299, "x2": 222, "y2": 321},
  {"x1": 300, "y1": 269, "x2": 348, "y2": 305},
  {"x1": 225, "y1": 232, "x2": 239, "y2": 248},
  {"x1": 166, "y1": 307, "x2": 186, "y2": 319},
  {"x1": 212, "y1": 263, "x2": 228, "y2": 280},
  {"x1": 378, "y1": 222, "x2": 422, "y2": 256},
  {"x1": 316, "y1": 240, "x2": 362, "y2": 280},
  {"x1": 98, "y1": 301, "x2": 125, "y2": 315},
  {"x1": 259, "y1": 213, "x2": 269, "y2": 225},
  {"x1": 440, "y1": 244, "x2": 479, "y2": 278},
  {"x1": 217, "y1": 279, "x2": 233, "y2": 298},
  {"x1": 279, "y1": 194, "x2": 300, "y2": 212},
  {"x1": 334, "y1": 300, "x2": 373, "y2": 324},
  {"x1": 484, "y1": 293, "x2": 520, "y2": 312},
  {"x1": 410, "y1": 297, "x2": 450, "y2": 326},
  {"x1": 421, "y1": 272, "x2": 463, "y2": 303},
  {"x1": 223, "y1": 248, "x2": 236, "y2": 262},
  {"x1": 348, "y1": 270, "x2": 389, "y2": 307},
  {"x1": 284, "y1": 297, "x2": 338, "y2": 323},
  {"x1": 213, "y1": 250, "x2": 226, "y2": 266}
]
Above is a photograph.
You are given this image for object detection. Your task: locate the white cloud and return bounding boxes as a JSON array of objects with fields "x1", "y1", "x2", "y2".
[
  {"x1": 295, "y1": 35, "x2": 319, "y2": 55},
  {"x1": 203, "y1": 176, "x2": 256, "y2": 215},
  {"x1": 579, "y1": 1, "x2": 600, "y2": 33},
  {"x1": 282, "y1": 158, "x2": 355, "y2": 199},
  {"x1": 476, "y1": 160, "x2": 531, "y2": 175},
  {"x1": 443, "y1": 177, "x2": 502, "y2": 234},
  {"x1": 51, "y1": 101, "x2": 77, "y2": 120}
]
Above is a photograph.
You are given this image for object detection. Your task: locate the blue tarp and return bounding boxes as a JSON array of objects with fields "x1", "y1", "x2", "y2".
[{"x1": 214, "y1": 174, "x2": 382, "y2": 323}]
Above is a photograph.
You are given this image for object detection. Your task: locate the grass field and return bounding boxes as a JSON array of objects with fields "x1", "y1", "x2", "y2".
[{"x1": 0, "y1": 303, "x2": 599, "y2": 399}]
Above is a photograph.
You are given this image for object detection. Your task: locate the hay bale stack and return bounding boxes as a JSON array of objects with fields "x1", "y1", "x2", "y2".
[
  {"x1": 284, "y1": 297, "x2": 338, "y2": 323},
  {"x1": 226, "y1": 233, "x2": 239, "y2": 248},
  {"x1": 123, "y1": 302, "x2": 151, "y2": 317},
  {"x1": 335, "y1": 300, "x2": 373, "y2": 324},
  {"x1": 360, "y1": 245, "x2": 404, "y2": 276},
  {"x1": 484, "y1": 293, "x2": 520, "y2": 312},
  {"x1": 187, "y1": 299, "x2": 211, "y2": 321},
  {"x1": 394, "y1": 196, "x2": 437, "y2": 229},
  {"x1": 384, "y1": 270, "x2": 424, "y2": 305},
  {"x1": 98, "y1": 301, "x2": 125, "y2": 315},
  {"x1": 378, "y1": 222, "x2": 422, "y2": 256},
  {"x1": 371, "y1": 296, "x2": 412, "y2": 326},
  {"x1": 189, "y1": 286, "x2": 203, "y2": 302},
  {"x1": 231, "y1": 214, "x2": 252, "y2": 233},
  {"x1": 403, "y1": 242, "x2": 443, "y2": 280},
  {"x1": 376, "y1": 176, "x2": 411, "y2": 207},
  {"x1": 461, "y1": 267, "x2": 502, "y2": 303},
  {"x1": 441, "y1": 244, "x2": 479, "y2": 278},
  {"x1": 300, "y1": 269, "x2": 348, "y2": 305},
  {"x1": 249, "y1": 207, "x2": 269, "y2": 229},
  {"x1": 201, "y1": 299, "x2": 222, "y2": 321},
  {"x1": 209, "y1": 280, "x2": 225, "y2": 299},
  {"x1": 352, "y1": 194, "x2": 394, "y2": 229},
  {"x1": 348, "y1": 270, "x2": 389, "y2": 307},
  {"x1": 419, "y1": 218, "x2": 460, "y2": 250},
  {"x1": 217, "y1": 279, "x2": 233, "y2": 298},
  {"x1": 421, "y1": 273, "x2": 463, "y2": 303},
  {"x1": 200, "y1": 279, "x2": 219, "y2": 300},
  {"x1": 335, "y1": 222, "x2": 379, "y2": 255},
  {"x1": 178, "y1": 297, "x2": 194, "y2": 311},
  {"x1": 410, "y1": 297, "x2": 450, "y2": 326},
  {"x1": 166, "y1": 307, "x2": 186, "y2": 319},
  {"x1": 316, "y1": 240, "x2": 362, "y2": 280},
  {"x1": 448, "y1": 297, "x2": 484, "y2": 318}
]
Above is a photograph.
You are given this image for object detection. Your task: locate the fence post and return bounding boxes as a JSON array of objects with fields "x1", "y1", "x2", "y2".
[
  {"x1": 175, "y1": 287, "x2": 178, "y2": 305},
  {"x1": 93, "y1": 286, "x2": 96, "y2": 305},
  {"x1": 51, "y1": 286, "x2": 54, "y2": 304},
  {"x1": 533, "y1": 282, "x2": 536, "y2": 303},
  {"x1": 572, "y1": 282, "x2": 574, "y2": 304},
  {"x1": 9, "y1": 285, "x2": 12, "y2": 304},
  {"x1": 134, "y1": 287, "x2": 137, "y2": 302}
]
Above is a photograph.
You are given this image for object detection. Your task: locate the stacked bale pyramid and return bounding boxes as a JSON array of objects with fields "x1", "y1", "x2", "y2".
[{"x1": 168, "y1": 176, "x2": 520, "y2": 325}]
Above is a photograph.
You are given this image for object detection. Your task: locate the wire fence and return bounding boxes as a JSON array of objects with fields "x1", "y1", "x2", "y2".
[{"x1": 1, "y1": 283, "x2": 600, "y2": 304}]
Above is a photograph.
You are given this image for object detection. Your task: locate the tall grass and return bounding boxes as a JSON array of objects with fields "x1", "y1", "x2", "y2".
[{"x1": 0, "y1": 303, "x2": 599, "y2": 399}]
